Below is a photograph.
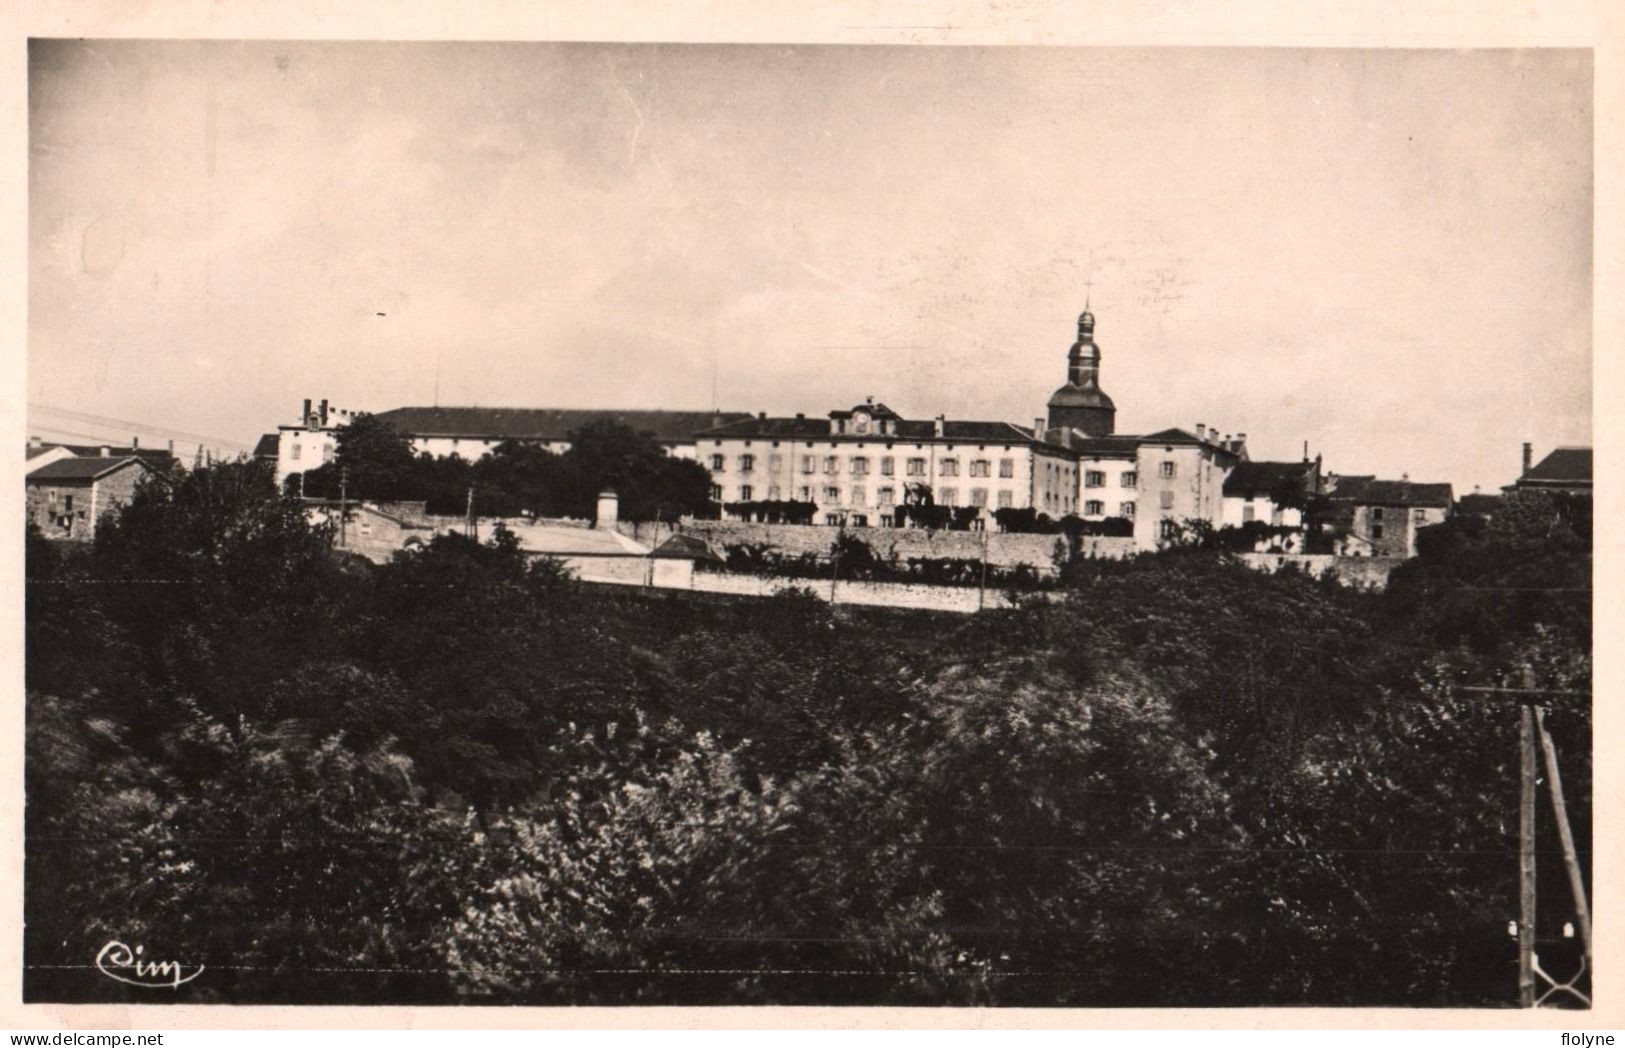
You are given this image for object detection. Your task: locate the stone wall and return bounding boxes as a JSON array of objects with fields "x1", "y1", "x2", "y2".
[
  {"x1": 1236, "y1": 552, "x2": 1406, "y2": 591},
  {"x1": 687, "y1": 570, "x2": 1018, "y2": 613},
  {"x1": 669, "y1": 520, "x2": 1134, "y2": 572}
]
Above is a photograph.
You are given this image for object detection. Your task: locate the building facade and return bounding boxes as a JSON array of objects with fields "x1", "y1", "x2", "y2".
[
  {"x1": 26, "y1": 456, "x2": 154, "y2": 541},
  {"x1": 1326, "y1": 477, "x2": 1453, "y2": 557},
  {"x1": 697, "y1": 399, "x2": 1079, "y2": 527},
  {"x1": 273, "y1": 399, "x2": 753, "y2": 483}
]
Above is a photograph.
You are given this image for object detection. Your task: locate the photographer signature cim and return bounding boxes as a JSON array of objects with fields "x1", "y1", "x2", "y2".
[{"x1": 94, "y1": 940, "x2": 204, "y2": 989}]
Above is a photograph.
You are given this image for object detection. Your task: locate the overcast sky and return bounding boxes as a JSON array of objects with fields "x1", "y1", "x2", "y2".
[{"x1": 29, "y1": 41, "x2": 1590, "y2": 492}]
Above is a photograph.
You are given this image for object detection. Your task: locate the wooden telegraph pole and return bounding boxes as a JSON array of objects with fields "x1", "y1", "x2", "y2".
[{"x1": 1518, "y1": 678, "x2": 1538, "y2": 1009}]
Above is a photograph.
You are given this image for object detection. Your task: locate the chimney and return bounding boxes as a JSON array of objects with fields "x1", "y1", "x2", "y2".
[
  {"x1": 99, "y1": 445, "x2": 110, "y2": 457},
  {"x1": 933, "y1": 414, "x2": 945, "y2": 438},
  {"x1": 1236, "y1": 432, "x2": 1247, "y2": 445},
  {"x1": 1522, "y1": 442, "x2": 1533, "y2": 474},
  {"x1": 1303, "y1": 440, "x2": 1309, "y2": 462},
  {"x1": 302, "y1": 398, "x2": 312, "y2": 423},
  {"x1": 1195, "y1": 423, "x2": 1206, "y2": 439},
  {"x1": 319, "y1": 399, "x2": 329, "y2": 426},
  {"x1": 27, "y1": 435, "x2": 40, "y2": 450},
  {"x1": 1034, "y1": 418, "x2": 1047, "y2": 440},
  {"x1": 758, "y1": 411, "x2": 767, "y2": 420},
  {"x1": 167, "y1": 439, "x2": 175, "y2": 453},
  {"x1": 1402, "y1": 472, "x2": 1410, "y2": 482},
  {"x1": 795, "y1": 412, "x2": 805, "y2": 420},
  {"x1": 595, "y1": 489, "x2": 619, "y2": 530},
  {"x1": 132, "y1": 436, "x2": 140, "y2": 449}
]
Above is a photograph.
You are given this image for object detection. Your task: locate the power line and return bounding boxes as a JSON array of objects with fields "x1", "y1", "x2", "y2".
[{"x1": 28, "y1": 402, "x2": 256, "y2": 450}]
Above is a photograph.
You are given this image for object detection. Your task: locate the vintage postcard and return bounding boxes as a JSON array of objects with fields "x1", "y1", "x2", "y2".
[{"x1": 5, "y1": 0, "x2": 1617, "y2": 1033}]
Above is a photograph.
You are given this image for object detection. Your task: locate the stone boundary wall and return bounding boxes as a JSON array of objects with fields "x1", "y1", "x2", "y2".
[
  {"x1": 1236, "y1": 552, "x2": 1406, "y2": 591},
  {"x1": 680, "y1": 568, "x2": 1020, "y2": 613},
  {"x1": 667, "y1": 520, "x2": 1134, "y2": 572}
]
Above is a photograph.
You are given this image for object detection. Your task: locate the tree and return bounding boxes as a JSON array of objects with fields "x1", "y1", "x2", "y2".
[{"x1": 291, "y1": 412, "x2": 421, "y2": 501}]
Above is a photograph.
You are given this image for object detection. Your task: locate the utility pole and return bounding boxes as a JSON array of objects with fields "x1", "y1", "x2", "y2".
[
  {"x1": 1518, "y1": 667, "x2": 1538, "y2": 1009},
  {"x1": 1457, "y1": 666, "x2": 1590, "y2": 1008},
  {"x1": 466, "y1": 485, "x2": 476, "y2": 542},
  {"x1": 338, "y1": 466, "x2": 349, "y2": 549}
]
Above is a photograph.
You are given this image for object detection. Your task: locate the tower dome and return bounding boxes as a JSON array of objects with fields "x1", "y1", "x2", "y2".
[{"x1": 1045, "y1": 306, "x2": 1116, "y2": 437}]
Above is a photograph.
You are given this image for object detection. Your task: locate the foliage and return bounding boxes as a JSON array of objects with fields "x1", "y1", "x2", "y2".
[
  {"x1": 291, "y1": 418, "x2": 713, "y2": 522},
  {"x1": 24, "y1": 460, "x2": 1593, "y2": 1006}
]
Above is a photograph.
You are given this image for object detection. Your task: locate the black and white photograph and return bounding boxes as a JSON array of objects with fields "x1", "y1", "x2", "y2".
[{"x1": 19, "y1": 20, "x2": 1598, "y2": 1018}]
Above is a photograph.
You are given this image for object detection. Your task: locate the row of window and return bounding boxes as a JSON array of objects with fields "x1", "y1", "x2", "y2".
[
  {"x1": 717, "y1": 484, "x2": 1141, "y2": 518},
  {"x1": 711, "y1": 453, "x2": 1021, "y2": 479},
  {"x1": 1084, "y1": 470, "x2": 1139, "y2": 488}
]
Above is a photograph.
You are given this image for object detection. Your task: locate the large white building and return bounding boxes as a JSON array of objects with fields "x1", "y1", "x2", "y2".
[
  {"x1": 697, "y1": 398, "x2": 1080, "y2": 526},
  {"x1": 271, "y1": 401, "x2": 751, "y2": 485}
]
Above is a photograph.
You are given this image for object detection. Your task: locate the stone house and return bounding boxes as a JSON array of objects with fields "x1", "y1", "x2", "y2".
[
  {"x1": 26, "y1": 455, "x2": 155, "y2": 541},
  {"x1": 1326, "y1": 477, "x2": 1454, "y2": 558}
]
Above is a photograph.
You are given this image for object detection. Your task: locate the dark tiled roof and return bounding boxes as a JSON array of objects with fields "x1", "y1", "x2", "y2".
[
  {"x1": 1330, "y1": 478, "x2": 1453, "y2": 507},
  {"x1": 1045, "y1": 431, "x2": 1142, "y2": 457},
  {"x1": 1223, "y1": 460, "x2": 1316, "y2": 499},
  {"x1": 698, "y1": 415, "x2": 1037, "y2": 445},
  {"x1": 27, "y1": 456, "x2": 153, "y2": 482},
  {"x1": 1140, "y1": 427, "x2": 1209, "y2": 446},
  {"x1": 652, "y1": 534, "x2": 724, "y2": 562},
  {"x1": 253, "y1": 433, "x2": 280, "y2": 458},
  {"x1": 35, "y1": 442, "x2": 178, "y2": 467},
  {"x1": 1522, "y1": 446, "x2": 1591, "y2": 485},
  {"x1": 374, "y1": 407, "x2": 753, "y2": 442},
  {"x1": 1047, "y1": 383, "x2": 1117, "y2": 410}
]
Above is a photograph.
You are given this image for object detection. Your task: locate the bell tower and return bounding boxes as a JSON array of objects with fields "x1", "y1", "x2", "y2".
[{"x1": 1046, "y1": 306, "x2": 1116, "y2": 437}]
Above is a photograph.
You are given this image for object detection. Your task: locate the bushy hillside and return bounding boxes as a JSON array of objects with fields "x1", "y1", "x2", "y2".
[{"x1": 25, "y1": 462, "x2": 1590, "y2": 1005}]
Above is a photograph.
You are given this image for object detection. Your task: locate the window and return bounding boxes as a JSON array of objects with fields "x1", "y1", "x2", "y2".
[
  {"x1": 850, "y1": 514, "x2": 868, "y2": 527},
  {"x1": 1373, "y1": 523, "x2": 1385, "y2": 541},
  {"x1": 878, "y1": 486, "x2": 896, "y2": 507},
  {"x1": 1120, "y1": 500, "x2": 1136, "y2": 518},
  {"x1": 801, "y1": 455, "x2": 815, "y2": 474},
  {"x1": 1159, "y1": 491, "x2": 1175, "y2": 510},
  {"x1": 710, "y1": 454, "x2": 725, "y2": 471},
  {"x1": 939, "y1": 458, "x2": 959, "y2": 477},
  {"x1": 1242, "y1": 504, "x2": 1256, "y2": 523},
  {"x1": 1160, "y1": 461, "x2": 1176, "y2": 479},
  {"x1": 1122, "y1": 471, "x2": 1137, "y2": 488},
  {"x1": 940, "y1": 488, "x2": 958, "y2": 506},
  {"x1": 1373, "y1": 507, "x2": 1384, "y2": 521},
  {"x1": 1414, "y1": 508, "x2": 1427, "y2": 523},
  {"x1": 907, "y1": 458, "x2": 926, "y2": 477},
  {"x1": 970, "y1": 487, "x2": 988, "y2": 507},
  {"x1": 1161, "y1": 519, "x2": 1180, "y2": 540},
  {"x1": 880, "y1": 457, "x2": 895, "y2": 476},
  {"x1": 1085, "y1": 470, "x2": 1106, "y2": 488},
  {"x1": 1085, "y1": 500, "x2": 1104, "y2": 516},
  {"x1": 824, "y1": 486, "x2": 840, "y2": 503},
  {"x1": 322, "y1": 444, "x2": 334, "y2": 463},
  {"x1": 291, "y1": 444, "x2": 302, "y2": 461},
  {"x1": 970, "y1": 459, "x2": 990, "y2": 478},
  {"x1": 824, "y1": 456, "x2": 840, "y2": 475},
  {"x1": 740, "y1": 484, "x2": 753, "y2": 500},
  {"x1": 999, "y1": 458, "x2": 1014, "y2": 478},
  {"x1": 768, "y1": 453, "x2": 783, "y2": 471},
  {"x1": 739, "y1": 454, "x2": 755, "y2": 472},
  {"x1": 825, "y1": 514, "x2": 841, "y2": 526},
  {"x1": 997, "y1": 491, "x2": 1014, "y2": 509},
  {"x1": 710, "y1": 484, "x2": 723, "y2": 501},
  {"x1": 852, "y1": 488, "x2": 866, "y2": 507},
  {"x1": 798, "y1": 486, "x2": 812, "y2": 501},
  {"x1": 851, "y1": 457, "x2": 869, "y2": 476},
  {"x1": 64, "y1": 494, "x2": 75, "y2": 513}
]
